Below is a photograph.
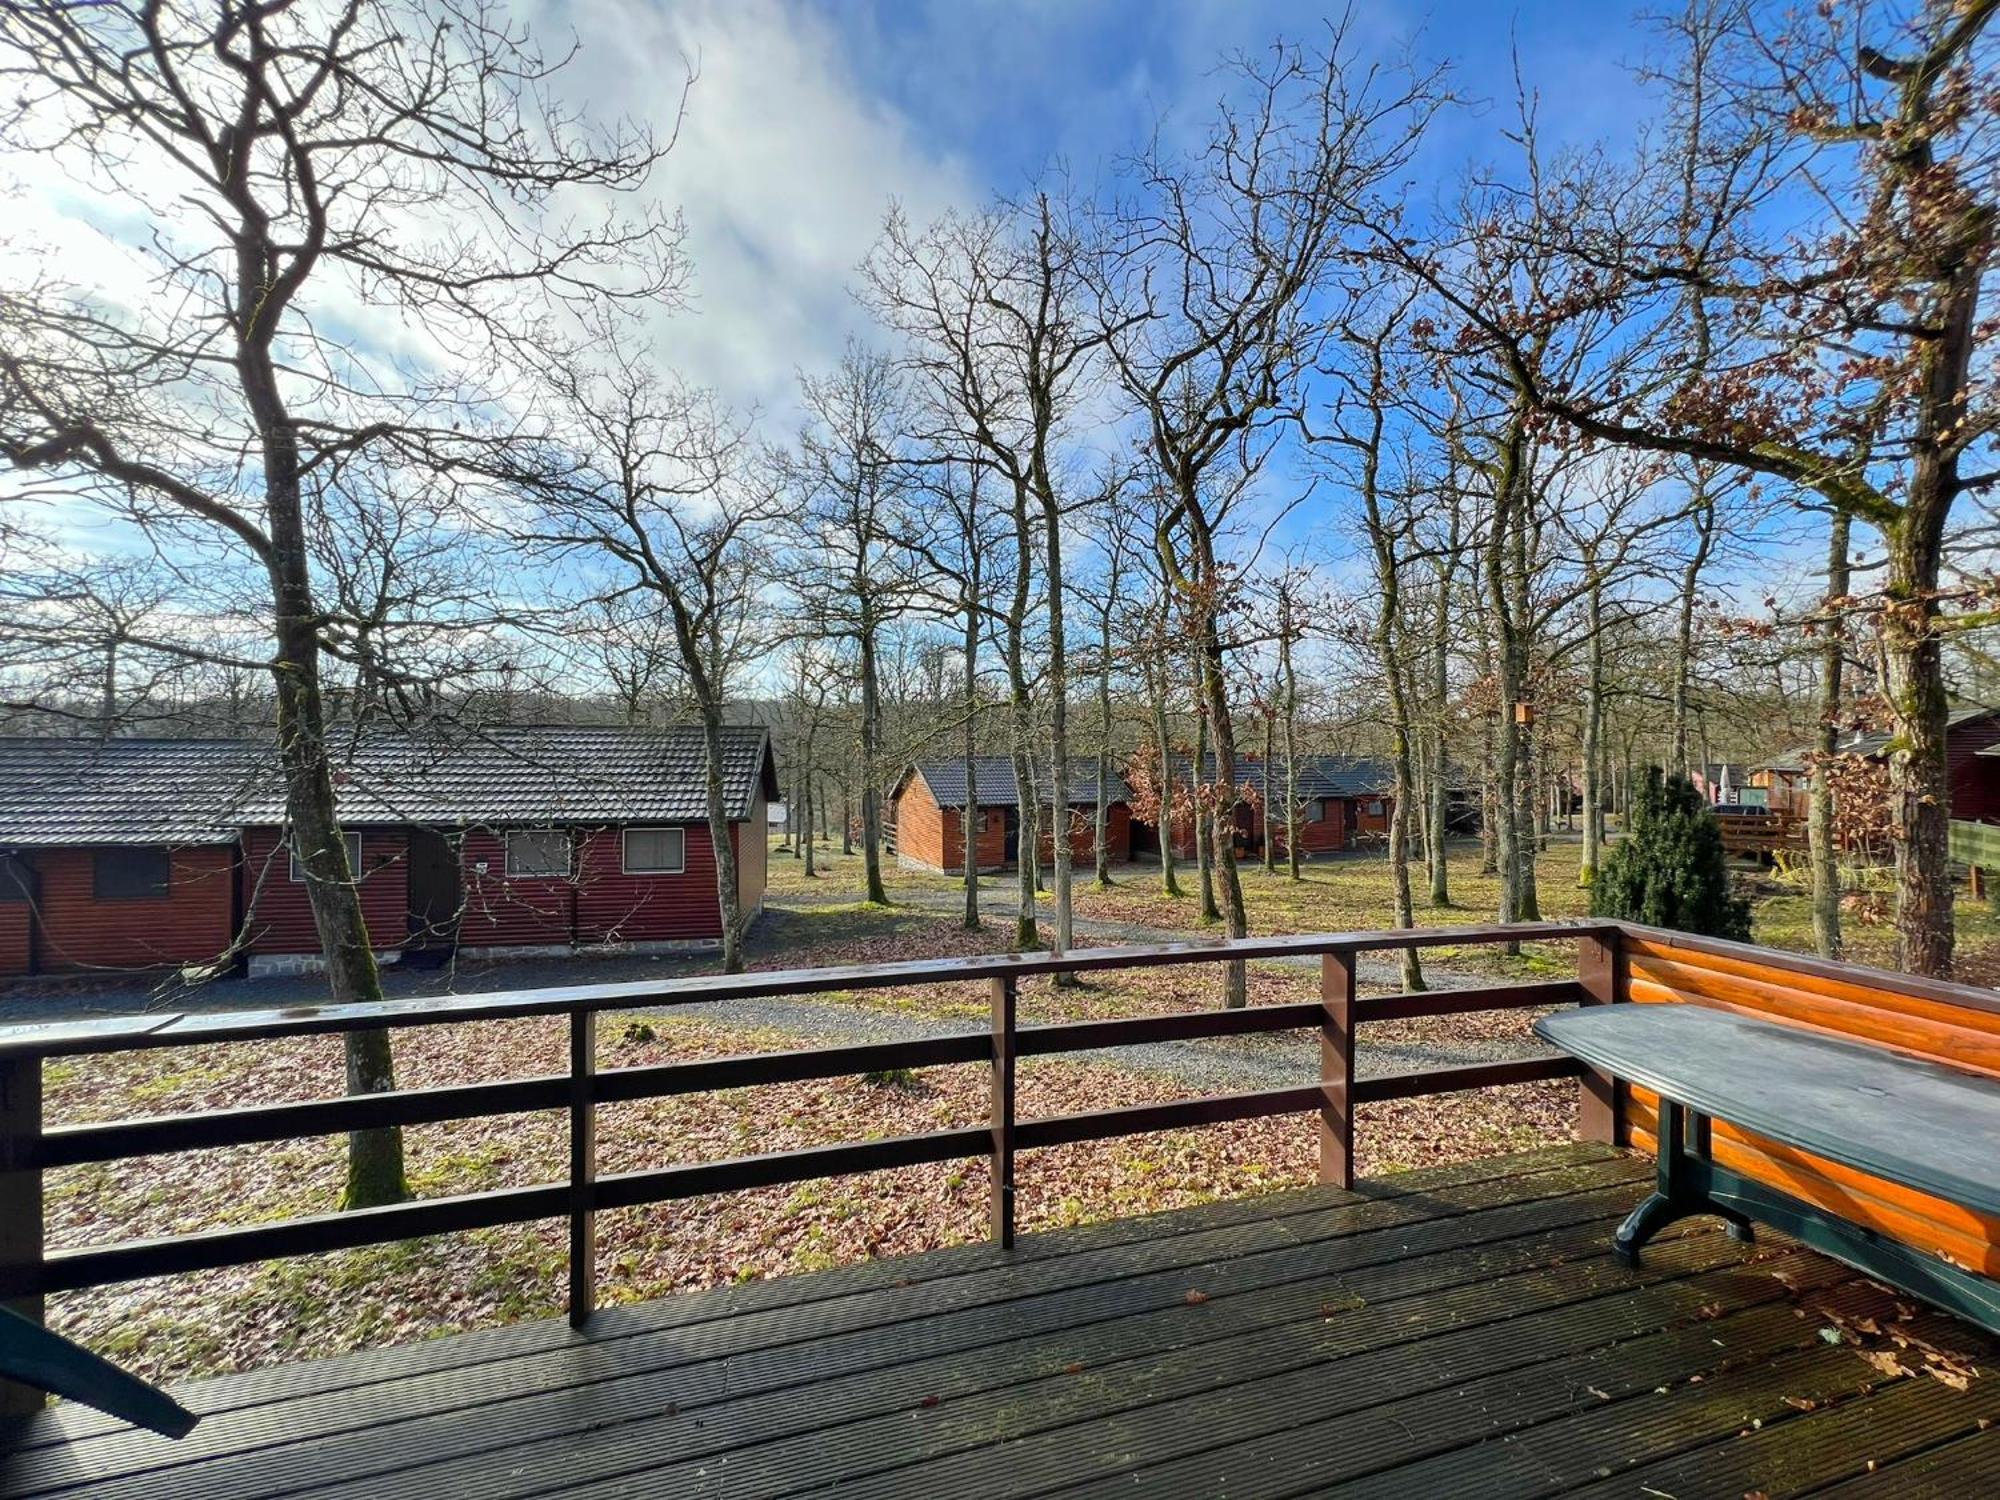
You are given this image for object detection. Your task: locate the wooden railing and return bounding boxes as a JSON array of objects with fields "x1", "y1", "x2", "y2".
[{"x1": 0, "y1": 920, "x2": 1617, "y2": 1393}]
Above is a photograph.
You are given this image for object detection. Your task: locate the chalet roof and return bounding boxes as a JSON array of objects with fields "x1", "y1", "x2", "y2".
[
  {"x1": 0, "y1": 739, "x2": 261, "y2": 847},
  {"x1": 1764, "y1": 706, "x2": 2000, "y2": 772},
  {"x1": 0, "y1": 726, "x2": 778, "y2": 847},
  {"x1": 1166, "y1": 753, "x2": 1395, "y2": 801},
  {"x1": 906, "y1": 756, "x2": 1129, "y2": 809}
]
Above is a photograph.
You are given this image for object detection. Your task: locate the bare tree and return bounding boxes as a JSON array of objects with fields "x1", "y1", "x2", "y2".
[
  {"x1": 506, "y1": 332, "x2": 768, "y2": 971},
  {"x1": 1093, "y1": 33, "x2": 1441, "y2": 1005},
  {"x1": 0, "y1": 0, "x2": 681, "y2": 1205},
  {"x1": 783, "y1": 346, "x2": 921, "y2": 908},
  {"x1": 1400, "y1": 3, "x2": 2000, "y2": 975},
  {"x1": 865, "y1": 191, "x2": 1112, "y2": 958}
]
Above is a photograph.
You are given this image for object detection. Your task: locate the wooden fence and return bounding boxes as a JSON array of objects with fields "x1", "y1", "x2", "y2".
[{"x1": 0, "y1": 921, "x2": 1611, "y2": 1398}]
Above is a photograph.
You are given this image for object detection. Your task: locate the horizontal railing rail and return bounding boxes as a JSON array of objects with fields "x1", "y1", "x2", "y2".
[
  {"x1": 0, "y1": 923, "x2": 1618, "y2": 1387},
  {"x1": 0, "y1": 922, "x2": 1608, "y2": 1060}
]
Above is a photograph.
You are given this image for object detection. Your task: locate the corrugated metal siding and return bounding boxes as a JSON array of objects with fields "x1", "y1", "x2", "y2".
[
  {"x1": 240, "y1": 827, "x2": 409, "y2": 955},
  {"x1": 30, "y1": 845, "x2": 236, "y2": 972}
]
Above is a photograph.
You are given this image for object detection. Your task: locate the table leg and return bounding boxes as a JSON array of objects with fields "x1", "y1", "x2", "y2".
[
  {"x1": 1616, "y1": 1098, "x2": 1753, "y2": 1264},
  {"x1": 1615, "y1": 1096, "x2": 1685, "y2": 1264}
]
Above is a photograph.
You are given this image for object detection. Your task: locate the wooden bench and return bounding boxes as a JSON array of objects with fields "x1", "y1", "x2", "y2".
[{"x1": 1536, "y1": 1001, "x2": 2000, "y2": 1335}]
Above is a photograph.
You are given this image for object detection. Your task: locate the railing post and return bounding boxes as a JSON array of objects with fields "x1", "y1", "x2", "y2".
[
  {"x1": 990, "y1": 975, "x2": 1017, "y2": 1247},
  {"x1": 1318, "y1": 951, "x2": 1356, "y2": 1191},
  {"x1": 1, "y1": 1052, "x2": 45, "y2": 1416},
  {"x1": 1575, "y1": 928, "x2": 1628, "y2": 1146},
  {"x1": 568, "y1": 1009, "x2": 597, "y2": 1329}
]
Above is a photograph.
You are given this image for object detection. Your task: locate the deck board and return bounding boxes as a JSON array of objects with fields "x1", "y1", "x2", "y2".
[{"x1": 4, "y1": 1144, "x2": 1995, "y2": 1498}]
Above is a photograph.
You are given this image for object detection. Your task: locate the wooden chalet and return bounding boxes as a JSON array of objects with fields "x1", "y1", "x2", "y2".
[
  {"x1": 1132, "y1": 753, "x2": 1394, "y2": 861},
  {"x1": 0, "y1": 727, "x2": 778, "y2": 980},
  {"x1": 1756, "y1": 706, "x2": 2000, "y2": 824},
  {"x1": 887, "y1": 757, "x2": 1131, "y2": 873},
  {"x1": 6, "y1": 921, "x2": 2000, "y2": 1493}
]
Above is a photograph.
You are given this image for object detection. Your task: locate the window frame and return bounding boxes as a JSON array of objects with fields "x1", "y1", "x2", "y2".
[
  {"x1": 93, "y1": 846, "x2": 172, "y2": 902},
  {"x1": 290, "y1": 831, "x2": 364, "y2": 884},
  {"x1": 621, "y1": 826, "x2": 687, "y2": 876},
  {"x1": 505, "y1": 828, "x2": 573, "y2": 880}
]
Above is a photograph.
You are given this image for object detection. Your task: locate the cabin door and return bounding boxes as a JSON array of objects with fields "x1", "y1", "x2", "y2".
[
  {"x1": 1002, "y1": 808, "x2": 1021, "y2": 864},
  {"x1": 406, "y1": 828, "x2": 463, "y2": 952},
  {"x1": 1342, "y1": 798, "x2": 1360, "y2": 847}
]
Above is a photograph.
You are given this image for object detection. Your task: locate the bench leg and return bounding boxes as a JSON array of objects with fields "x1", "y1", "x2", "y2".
[
  {"x1": 1689, "y1": 1112, "x2": 1754, "y2": 1244},
  {"x1": 1614, "y1": 1192, "x2": 1681, "y2": 1264},
  {"x1": 1617, "y1": 1099, "x2": 1751, "y2": 1264}
]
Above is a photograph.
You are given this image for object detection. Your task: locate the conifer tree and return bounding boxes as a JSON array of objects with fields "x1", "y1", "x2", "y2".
[{"x1": 1590, "y1": 768, "x2": 1751, "y2": 941}]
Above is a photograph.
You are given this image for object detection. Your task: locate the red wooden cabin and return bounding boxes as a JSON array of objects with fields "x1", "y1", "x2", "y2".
[
  {"x1": 887, "y1": 757, "x2": 1131, "y2": 873},
  {"x1": 1128, "y1": 753, "x2": 1394, "y2": 861},
  {"x1": 0, "y1": 726, "x2": 777, "y2": 980}
]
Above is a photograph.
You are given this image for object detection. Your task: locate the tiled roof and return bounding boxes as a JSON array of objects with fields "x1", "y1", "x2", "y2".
[
  {"x1": 908, "y1": 756, "x2": 1129, "y2": 809},
  {"x1": 1768, "y1": 706, "x2": 2000, "y2": 770},
  {"x1": 0, "y1": 726, "x2": 777, "y2": 846},
  {"x1": 1166, "y1": 754, "x2": 1394, "y2": 801},
  {"x1": 0, "y1": 739, "x2": 262, "y2": 846}
]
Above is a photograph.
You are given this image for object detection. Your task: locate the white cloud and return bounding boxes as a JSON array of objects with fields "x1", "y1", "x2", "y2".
[{"x1": 545, "y1": 0, "x2": 979, "y2": 423}]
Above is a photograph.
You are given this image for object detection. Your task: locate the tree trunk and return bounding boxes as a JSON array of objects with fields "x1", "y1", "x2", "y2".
[
  {"x1": 1670, "y1": 480, "x2": 1718, "y2": 776},
  {"x1": 1148, "y1": 647, "x2": 1182, "y2": 897},
  {"x1": 1193, "y1": 705, "x2": 1219, "y2": 923},
  {"x1": 1260, "y1": 708, "x2": 1277, "y2": 874},
  {"x1": 1579, "y1": 568, "x2": 1605, "y2": 888},
  {"x1": 802, "y1": 756, "x2": 817, "y2": 878},
  {"x1": 962, "y1": 606, "x2": 981, "y2": 930},
  {"x1": 1094, "y1": 608, "x2": 1115, "y2": 888},
  {"x1": 1279, "y1": 603, "x2": 1302, "y2": 883},
  {"x1": 1042, "y1": 490, "x2": 1074, "y2": 973},
  {"x1": 248, "y1": 308, "x2": 404, "y2": 1211},
  {"x1": 702, "y1": 711, "x2": 744, "y2": 972},
  {"x1": 1007, "y1": 484, "x2": 1040, "y2": 949},
  {"x1": 1809, "y1": 509, "x2": 1851, "y2": 959},
  {"x1": 857, "y1": 618, "x2": 885, "y2": 900}
]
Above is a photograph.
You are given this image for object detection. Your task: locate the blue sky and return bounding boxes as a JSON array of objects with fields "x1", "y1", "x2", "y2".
[
  {"x1": 835, "y1": 1, "x2": 1654, "y2": 196},
  {"x1": 522, "y1": 0, "x2": 1665, "y2": 426}
]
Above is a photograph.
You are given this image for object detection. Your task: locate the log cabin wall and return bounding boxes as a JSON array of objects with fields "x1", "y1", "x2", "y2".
[{"x1": 1615, "y1": 923, "x2": 2000, "y2": 1278}]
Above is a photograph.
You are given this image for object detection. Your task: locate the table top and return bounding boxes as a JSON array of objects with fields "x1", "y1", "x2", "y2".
[{"x1": 1535, "y1": 1002, "x2": 2000, "y2": 1216}]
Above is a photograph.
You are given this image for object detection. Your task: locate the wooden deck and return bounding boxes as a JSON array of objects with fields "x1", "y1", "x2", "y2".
[{"x1": 5, "y1": 1144, "x2": 1998, "y2": 1498}]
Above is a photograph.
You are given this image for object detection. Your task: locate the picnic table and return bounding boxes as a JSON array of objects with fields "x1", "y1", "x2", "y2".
[{"x1": 1536, "y1": 1001, "x2": 2000, "y2": 1336}]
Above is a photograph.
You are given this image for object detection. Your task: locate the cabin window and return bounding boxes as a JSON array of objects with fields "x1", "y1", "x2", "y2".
[
  {"x1": 94, "y1": 846, "x2": 170, "y2": 901},
  {"x1": 623, "y1": 827, "x2": 686, "y2": 875},
  {"x1": 506, "y1": 830, "x2": 572, "y2": 878},
  {"x1": 290, "y1": 831, "x2": 364, "y2": 883},
  {"x1": 0, "y1": 854, "x2": 29, "y2": 902},
  {"x1": 1302, "y1": 799, "x2": 1327, "y2": 824},
  {"x1": 1364, "y1": 800, "x2": 1385, "y2": 816}
]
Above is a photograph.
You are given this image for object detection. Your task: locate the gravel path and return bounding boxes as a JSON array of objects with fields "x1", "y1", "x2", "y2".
[
  {"x1": 1, "y1": 874, "x2": 1558, "y2": 1091},
  {"x1": 787, "y1": 877, "x2": 1483, "y2": 991},
  {"x1": 637, "y1": 987, "x2": 1558, "y2": 1095}
]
